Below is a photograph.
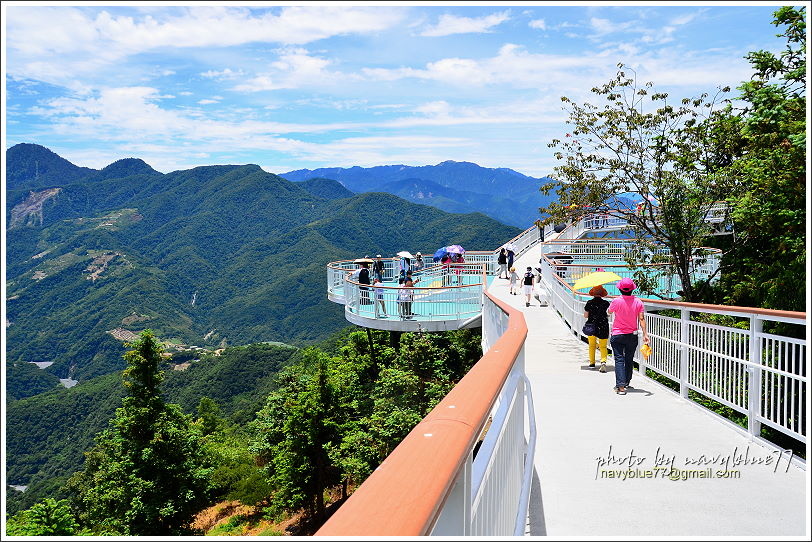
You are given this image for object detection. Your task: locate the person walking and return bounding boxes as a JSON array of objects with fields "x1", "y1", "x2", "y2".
[
  {"x1": 373, "y1": 277, "x2": 388, "y2": 318},
  {"x1": 583, "y1": 285, "x2": 610, "y2": 372},
  {"x1": 522, "y1": 266, "x2": 534, "y2": 307},
  {"x1": 509, "y1": 266, "x2": 519, "y2": 295},
  {"x1": 507, "y1": 248, "x2": 515, "y2": 271},
  {"x1": 607, "y1": 278, "x2": 650, "y2": 395},
  {"x1": 498, "y1": 248, "x2": 508, "y2": 278}
]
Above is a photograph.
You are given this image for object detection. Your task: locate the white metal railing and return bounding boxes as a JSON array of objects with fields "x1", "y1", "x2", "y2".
[
  {"x1": 466, "y1": 225, "x2": 543, "y2": 276},
  {"x1": 343, "y1": 266, "x2": 485, "y2": 323},
  {"x1": 539, "y1": 240, "x2": 722, "y2": 298},
  {"x1": 570, "y1": 202, "x2": 732, "y2": 238},
  {"x1": 317, "y1": 287, "x2": 534, "y2": 536},
  {"x1": 430, "y1": 293, "x2": 535, "y2": 536},
  {"x1": 539, "y1": 261, "x2": 807, "y2": 446}
]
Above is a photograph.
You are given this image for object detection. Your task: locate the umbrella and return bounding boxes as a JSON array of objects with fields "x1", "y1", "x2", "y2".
[
  {"x1": 504, "y1": 242, "x2": 517, "y2": 252},
  {"x1": 446, "y1": 244, "x2": 465, "y2": 254},
  {"x1": 572, "y1": 271, "x2": 622, "y2": 291},
  {"x1": 433, "y1": 247, "x2": 448, "y2": 262},
  {"x1": 353, "y1": 258, "x2": 374, "y2": 264},
  {"x1": 396, "y1": 250, "x2": 414, "y2": 259}
]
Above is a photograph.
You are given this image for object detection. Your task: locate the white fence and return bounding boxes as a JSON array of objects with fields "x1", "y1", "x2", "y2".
[
  {"x1": 539, "y1": 239, "x2": 721, "y2": 299},
  {"x1": 430, "y1": 293, "x2": 535, "y2": 536},
  {"x1": 343, "y1": 264, "x2": 486, "y2": 322},
  {"x1": 539, "y1": 256, "x2": 807, "y2": 446}
]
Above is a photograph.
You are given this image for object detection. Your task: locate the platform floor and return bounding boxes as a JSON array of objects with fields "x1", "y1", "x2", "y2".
[{"x1": 488, "y1": 244, "x2": 809, "y2": 537}]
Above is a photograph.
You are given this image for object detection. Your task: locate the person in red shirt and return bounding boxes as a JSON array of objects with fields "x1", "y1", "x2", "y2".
[{"x1": 607, "y1": 278, "x2": 650, "y2": 395}]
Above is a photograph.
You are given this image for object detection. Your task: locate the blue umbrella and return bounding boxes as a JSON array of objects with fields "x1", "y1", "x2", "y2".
[{"x1": 433, "y1": 247, "x2": 448, "y2": 262}]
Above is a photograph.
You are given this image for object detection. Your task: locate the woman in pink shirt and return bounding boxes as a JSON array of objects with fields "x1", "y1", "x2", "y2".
[{"x1": 607, "y1": 278, "x2": 650, "y2": 395}]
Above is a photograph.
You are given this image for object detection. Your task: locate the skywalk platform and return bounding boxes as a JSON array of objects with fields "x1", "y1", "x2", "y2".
[{"x1": 491, "y1": 245, "x2": 808, "y2": 536}]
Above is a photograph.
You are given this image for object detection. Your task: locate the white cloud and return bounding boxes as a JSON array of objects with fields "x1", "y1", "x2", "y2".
[
  {"x1": 364, "y1": 43, "x2": 600, "y2": 89},
  {"x1": 232, "y1": 48, "x2": 343, "y2": 92},
  {"x1": 201, "y1": 68, "x2": 244, "y2": 80},
  {"x1": 421, "y1": 11, "x2": 510, "y2": 37},
  {"x1": 529, "y1": 19, "x2": 546, "y2": 30},
  {"x1": 198, "y1": 99, "x2": 219, "y2": 105},
  {"x1": 5, "y1": 6, "x2": 405, "y2": 87}
]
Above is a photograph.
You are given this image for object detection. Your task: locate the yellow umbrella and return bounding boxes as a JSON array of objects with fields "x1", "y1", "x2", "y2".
[{"x1": 572, "y1": 271, "x2": 622, "y2": 291}]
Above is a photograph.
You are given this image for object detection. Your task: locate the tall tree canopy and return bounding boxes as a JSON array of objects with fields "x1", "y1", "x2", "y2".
[
  {"x1": 716, "y1": 6, "x2": 807, "y2": 312},
  {"x1": 67, "y1": 330, "x2": 214, "y2": 535},
  {"x1": 540, "y1": 65, "x2": 737, "y2": 301}
]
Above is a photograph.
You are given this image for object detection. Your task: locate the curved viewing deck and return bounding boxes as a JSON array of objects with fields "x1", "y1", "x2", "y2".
[{"x1": 320, "y1": 215, "x2": 807, "y2": 537}]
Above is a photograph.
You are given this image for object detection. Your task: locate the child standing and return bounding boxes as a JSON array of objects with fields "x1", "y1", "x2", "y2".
[
  {"x1": 373, "y1": 278, "x2": 388, "y2": 318},
  {"x1": 509, "y1": 267, "x2": 519, "y2": 295}
]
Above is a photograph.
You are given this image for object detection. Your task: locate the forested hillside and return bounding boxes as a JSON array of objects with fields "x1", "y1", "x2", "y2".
[
  {"x1": 6, "y1": 144, "x2": 521, "y2": 391},
  {"x1": 6, "y1": 327, "x2": 482, "y2": 536},
  {"x1": 6, "y1": 340, "x2": 303, "y2": 516}
]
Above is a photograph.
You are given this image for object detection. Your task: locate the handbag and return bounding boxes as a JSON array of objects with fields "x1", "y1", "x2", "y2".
[{"x1": 582, "y1": 322, "x2": 597, "y2": 336}]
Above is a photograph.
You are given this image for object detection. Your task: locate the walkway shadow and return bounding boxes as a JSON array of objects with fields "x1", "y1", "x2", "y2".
[
  {"x1": 527, "y1": 466, "x2": 546, "y2": 535},
  {"x1": 625, "y1": 386, "x2": 653, "y2": 397},
  {"x1": 579, "y1": 364, "x2": 615, "y2": 372}
]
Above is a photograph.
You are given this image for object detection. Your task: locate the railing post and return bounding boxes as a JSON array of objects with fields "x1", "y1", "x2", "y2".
[
  {"x1": 679, "y1": 308, "x2": 690, "y2": 398},
  {"x1": 748, "y1": 316, "x2": 763, "y2": 437}
]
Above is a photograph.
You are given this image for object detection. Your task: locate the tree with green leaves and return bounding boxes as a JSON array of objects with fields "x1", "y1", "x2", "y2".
[
  {"x1": 716, "y1": 6, "x2": 806, "y2": 312},
  {"x1": 541, "y1": 65, "x2": 740, "y2": 301},
  {"x1": 250, "y1": 348, "x2": 344, "y2": 524},
  {"x1": 6, "y1": 498, "x2": 80, "y2": 536},
  {"x1": 249, "y1": 329, "x2": 482, "y2": 530},
  {"x1": 67, "y1": 330, "x2": 213, "y2": 535}
]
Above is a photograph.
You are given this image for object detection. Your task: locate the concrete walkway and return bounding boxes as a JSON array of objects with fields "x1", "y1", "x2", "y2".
[{"x1": 489, "y1": 245, "x2": 809, "y2": 537}]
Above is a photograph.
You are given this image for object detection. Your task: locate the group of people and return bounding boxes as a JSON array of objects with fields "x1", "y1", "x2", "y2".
[
  {"x1": 361, "y1": 247, "x2": 650, "y2": 396},
  {"x1": 440, "y1": 252, "x2": 466, "y2": 286},
  {"x1": 497, "y1": 247, "x2": 515, "y2": 279},
  {"x1": 582, "y1": 277, "x2": 650, "y2": 396},
  {"x1": 370, "y1": 252, "x2": 425, "y2": 283},
  {"x1": 357, "y1": 260, "x2": 420, "y2": 320}
]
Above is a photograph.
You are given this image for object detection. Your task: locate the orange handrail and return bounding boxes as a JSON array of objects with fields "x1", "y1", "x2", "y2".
[{"x1": 315, "y1": 289, "x2": 527, "y2": 536}]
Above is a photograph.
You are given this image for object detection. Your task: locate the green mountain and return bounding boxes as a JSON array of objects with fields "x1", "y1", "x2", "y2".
[
  {"x1": 6, "y1": 143, "x2": 97, "y2": 192},
  {"x1": 295, "y1": 177, "x2": 355, "y2": 199},
  {"x1": 281, "y1": 160, "x2": 555, "y2": 227},
  {"x1": 6, "y1": 144, "x2": 521, "y2": 393}
]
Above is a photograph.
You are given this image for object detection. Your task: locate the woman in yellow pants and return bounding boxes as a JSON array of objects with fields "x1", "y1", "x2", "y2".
[{"x1": 583, "y1": 285, "x2": 610, "y2": 372}]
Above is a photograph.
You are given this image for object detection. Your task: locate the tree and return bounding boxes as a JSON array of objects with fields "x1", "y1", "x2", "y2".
[
  {"x1": 248, "y1": 329, "x2": 482, "y2": 531},
  {"x1": 6, "y1": 498, "x2": 80, "y2": 536},
  {"x1": 67, "y1": 330, "x2": 213, "y2": 535},
  {"x1": 716, "y1": 6, "x2": 806, "y2": 312},
  {"x1": 250, "y1": 348, "x2": 343, "y2": 524},
  {"x1": 541, "y1": 65, "x2": 739, "y2": 301}
]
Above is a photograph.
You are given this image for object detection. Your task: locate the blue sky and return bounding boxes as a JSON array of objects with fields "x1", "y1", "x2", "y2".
[{"x1": 2, "y1": 2, "x2": 798, "y2": 178}]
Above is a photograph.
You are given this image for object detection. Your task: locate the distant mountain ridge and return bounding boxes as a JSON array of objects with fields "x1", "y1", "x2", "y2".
[
  {"x1": 5, "y1": 143, "x2": 521, "y2": 392},
  {"x1": 281, "y1": 161, "x2": 556, "y2": 227}
]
